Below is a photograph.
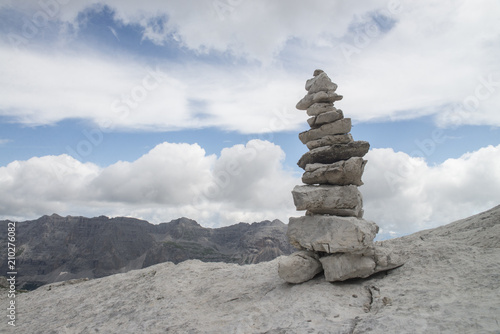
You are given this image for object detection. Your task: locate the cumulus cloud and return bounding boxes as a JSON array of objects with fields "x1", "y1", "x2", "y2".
[
  {"x1": 0, "y1": 140, "x2": 299, "y2": 227},
  {"x1": 362, "y1": 145, "x2": 500, "y2": 236},
  {"x1": 1, "y1": 139, "x2": 499, "y2": 235}
]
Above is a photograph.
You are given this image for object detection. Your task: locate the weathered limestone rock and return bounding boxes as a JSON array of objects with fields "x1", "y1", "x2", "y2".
[
  {"x1": 297, "y1": 141, "x2": 370, "y2": 169},
  {"x1": 306, "y1": 134, "x2": 353, "y2": 150},
  {"x1": 299, "y1": 118, "x2": 352, "y2": 144},
  {"x1": 287, "y1": 215, "x2": 379, "y2": 253},
  {"x1": 307, "y1": 110, "x2": 344, "y2": 128},
  {"x1": 305, "y1": 71, "x2": 338, "y2": 94},
  {"x1": 373, "y1": 244, "x2": 404, "y2": 272},
  {"x1": 320, "y1": 254, "x2": 376, "y2": 282},
  {"x1": 306, "y1": 103, "x2": 336, "y2": 117},
  {"x1": 302, "y1": 157, "x2": 367, "y2": 186},
  {"x1": 292, "y1": 185, "x2": 363, "y2": 217},
  {"x1": 278, "y1": 251, "x2": 323, "y2": 284},
  {"x1": 296, "y1": 91, "x2": 343, "y2": 110}
]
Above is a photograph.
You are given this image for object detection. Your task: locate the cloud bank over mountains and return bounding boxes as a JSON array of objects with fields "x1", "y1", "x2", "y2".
[{"x1": 2, "y1": 140, "x2": 499, "y2": 235}]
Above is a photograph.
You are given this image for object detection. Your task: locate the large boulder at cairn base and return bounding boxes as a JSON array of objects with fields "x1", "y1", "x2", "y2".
[
  {"x1": 320, "y1": 254, "x2": 376, "y2": 282},
  {"x1": 302, "y1": 157, "x2": 367, "y2": 186},
  {"x1": 292, "y1": 184, "x2": 363, "y2": 217},
  {"x1": 373, "y1": 244, "x2": 405, "y2": 272},
  {"x1": 298, "y1": 141, "x2": 370, "y2": 169},
  {"x1": 278, "y1": 251, "x2": 323, "y2": 284},
  {"x1": 299, "y1": 118, "x2": 352, "y2": 144},
  {"x1": 287, "y1": 215, "x2": 379, "y2": 253}
]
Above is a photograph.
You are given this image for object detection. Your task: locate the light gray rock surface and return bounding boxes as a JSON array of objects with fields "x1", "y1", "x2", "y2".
[
  {"x1": 306, "y1": 134, "x2": 353, "y2": 150},
  {"x1": 0, "y1": 206, "x2": 500, "y2": 334},
  {"x1": 373, "y1": 244, "x2": 404, "y2": 272},
  {"x1": 299, "y1": 118, "x2": 352, "y2": 144},
  {"x1": 306, "y1": 102, "x2": 336, "y2": 116},
  {"x1": 287, "y1": 215, "x2": 379, "y2": 253},
  {"x1": 278, "y1": 251, "x2": 323, "y2": 284},
  {"x1": 320, "y1": 253, "x2": 376, "y2": 281},
  {"x1": 307, "y1": 109, "x2": 343, "y2": 128},
  {"x1": 296, "y1": 90, "x2": 343, "y2": 110},
  {"x1": 298, "y1": 141, "x2": 370, "y2": 169},
  {"x1": 302, "y1": 157, "x2": 367, "y2": 186},
  {"x1": 305, "y1": 71, "x2": 338, "y2": 94},
  {"x1": 3, "y1": 205, "x2": 500, "y2": 333},
  {"x1": 292, "y1": 185, "x2": 363, "y2": 216}
]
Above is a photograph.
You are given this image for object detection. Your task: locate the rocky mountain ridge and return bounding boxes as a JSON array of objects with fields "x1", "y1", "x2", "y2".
[{"x1": 0, "y1": 214, "x2": 294, "y2": 290}]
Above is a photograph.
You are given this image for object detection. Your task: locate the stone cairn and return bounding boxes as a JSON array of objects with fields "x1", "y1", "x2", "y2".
[{"x1": 278, "y1": 70, "x2": 403, "y2": 284}]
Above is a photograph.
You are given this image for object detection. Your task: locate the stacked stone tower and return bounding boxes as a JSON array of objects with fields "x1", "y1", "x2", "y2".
[{"x1": 278, "y1": 70, "x2": 402, "y2": 284}]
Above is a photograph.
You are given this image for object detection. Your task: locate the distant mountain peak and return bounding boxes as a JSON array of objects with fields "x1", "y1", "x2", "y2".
[{"x1": 0, "y1": 214, "x2": 295, "y2": 290}]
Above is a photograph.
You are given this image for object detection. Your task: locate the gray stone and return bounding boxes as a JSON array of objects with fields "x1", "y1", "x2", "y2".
[
  {"x1": 320, "y1": 254, "x2": 376, "y2": 282},
  {"x1": 305, "y1": 72, "x2": 338, "y2": 94},
  {"x1": 312, "y1": 69, "x2": 324, "y2": 76},
  {"x1": 306, "y1": 103, "x2": 336, "y2": 117},
  {"x1": 296, "y1": 91, "x2": 343, "y2": 110},
  {"x1": 278, "y1": 251, "x2": 323, "y2": 284},
  {"x1": 298, "y1": 141, "x2": 370, "y2": 169},
  {"x1": 373, "y1": 244, "x2": 404, "y2": 273},
  {"x1": 287, "y1": 215, "x2": 379, "y2": 253},
  {"x1": 306, "y1": 134, "x2": 353, "y2": 150},
  {"x1": 299, "y1": 118, "x2": 352, "y2": 144},
  {"x1": 302, "y1": 157, "x2": 367, "y2": 186},
  {"x1": 291, "y1": 184, "x2": 363, "y2": 217},
  {"x1": 307, "y1": 110, "x2": 344, "y2": 128}
]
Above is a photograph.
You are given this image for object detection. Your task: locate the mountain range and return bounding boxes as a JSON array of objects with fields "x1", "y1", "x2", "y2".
[{"x1": 0, "y1": 214, "x2": 294, "y2": 290}]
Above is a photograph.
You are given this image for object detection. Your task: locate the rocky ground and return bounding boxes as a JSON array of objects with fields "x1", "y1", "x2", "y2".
[{"x1": 1, "y1": 205, "x2": 499, "y2": 333}]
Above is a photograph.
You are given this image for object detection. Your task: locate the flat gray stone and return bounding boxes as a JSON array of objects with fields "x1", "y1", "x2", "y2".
[
  {"x1": 306, "y1": 103, "x2": 336, "y2": 117},
  {"x1": 298, "y1": 141, "x2": 370, "y2": 169},
  {"x1": 320, "y1": 254, "x2": 376, "y2": 282},
  {"x1": 278, "y1": 251, "x2": 323, "y2": 284},
  {"x1": 307, "y1": 110, "x2": 344, "y2": 128},
  {"x1": 302, "y1": 157, "x2": 367, "y2": 186},
  {"x1": 287, "y1": 215, "x2": 379, "y2": 254},
  {"x1": 373, "y1": 244, "x2": 405, "y2": 273},
  {"x1": 299, "y1": 118, "x2": 351, "y2": 144},
  {"x1": 291, "y1": 184, "x2": 363, "y2": 217},
  {"x1": 306, "y1": 134, "x2": 353, "y2": 150},
  {"x1": 296, "y1": 91, "x2": 343, "y2": 110},
  {"x1": 305, "y1": 72, "x2": 338, "y2": 94}
]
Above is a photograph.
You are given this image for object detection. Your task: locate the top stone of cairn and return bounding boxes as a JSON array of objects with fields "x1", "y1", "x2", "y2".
[{"x1": 296, "y1": 69, "x2": 343, "y2": 110}]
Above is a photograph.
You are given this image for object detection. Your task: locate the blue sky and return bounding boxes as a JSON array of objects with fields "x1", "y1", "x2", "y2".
[{"x1": 0, "y1": 0, "x2": 499, "y2": 238}]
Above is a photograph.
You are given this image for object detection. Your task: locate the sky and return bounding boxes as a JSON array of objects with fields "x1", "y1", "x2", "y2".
[{"x1": 0, "y1": 0, "x2": 499, "y2": 238}]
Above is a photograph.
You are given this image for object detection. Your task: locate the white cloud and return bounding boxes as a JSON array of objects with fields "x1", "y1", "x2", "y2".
[
  {"x1": 0, "y1": 43, "x2": 306, "y2": 133},
  {"x1": 0, "y1": 140, "x2": 299, "y2": 227},
  {"x1": 333, "y1": 1, "x2": 500, "y2": 127},
  {"x1": 1, "y1": 139, "x2": 499, "y2": 235},
  {"x1": 362, "y1": 144, "x2": 500, "y2": 236},
  {"x1": 1, "y1": 0, "x2": 499, "y2": 235},
  {"x1": 1, "y1": 0, "x2": 499, "y2": 132}
]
